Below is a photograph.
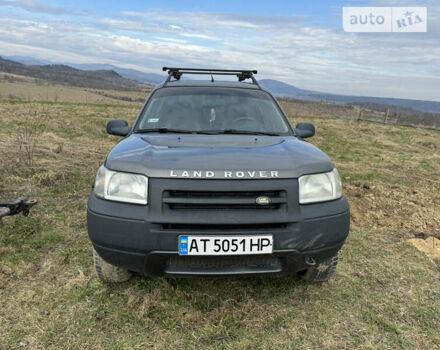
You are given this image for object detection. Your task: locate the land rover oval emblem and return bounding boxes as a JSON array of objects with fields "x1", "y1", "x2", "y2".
[{"x1": 256, "y1": 196, "x2": 271, "y2": 205}]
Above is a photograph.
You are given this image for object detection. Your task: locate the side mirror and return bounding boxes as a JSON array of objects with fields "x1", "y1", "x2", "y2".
[
  {"x1": 294, "y1": 122, "x2": 315, "y2": 138},
  {"x1": 107, "y1": 119, "x2": 130, "y2": 136}
]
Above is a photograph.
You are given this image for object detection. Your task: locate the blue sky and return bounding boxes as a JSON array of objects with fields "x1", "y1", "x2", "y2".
[
  {"x1": 0, "y1": 0, "x2": 439, "y2": 101},
  {"x1": 41, "y1": 0, "x2": 346, "y2": 22}
]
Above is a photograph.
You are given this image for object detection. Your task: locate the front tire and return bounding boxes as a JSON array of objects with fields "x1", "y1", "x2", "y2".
[
  {"x1": 93, "y1": 248, "x2": 132, "y2": 283},
  {"x1": 299, "y1": 254, "x2": 339, "y2": 282}
]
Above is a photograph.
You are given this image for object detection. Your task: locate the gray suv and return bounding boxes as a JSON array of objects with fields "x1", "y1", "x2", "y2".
[{"x1": 87, "y1": 67, "x2": 350, "y2": 282}]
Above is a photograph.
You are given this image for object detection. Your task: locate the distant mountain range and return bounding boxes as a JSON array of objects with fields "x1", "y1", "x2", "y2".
[
  {"x1": 4, "y1": 55, "x2": 164, "y2": 85},
  {"x1": 2, "y1": 55, "x2": 440, "y2": 114},
  {"x1": 0, "y1": 56, "x2": 145, "y2": 90},
  {"x1": 71, "y1": 63, "x2": 165, "y2": 85},
  {"x1": 258, "y1": 79, "x2": 440, "y2": 115}
]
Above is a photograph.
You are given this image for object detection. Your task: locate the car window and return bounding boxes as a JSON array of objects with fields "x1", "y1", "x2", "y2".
[{"x1": 136, "y1": 87, "x2": 290, "y2": 134}]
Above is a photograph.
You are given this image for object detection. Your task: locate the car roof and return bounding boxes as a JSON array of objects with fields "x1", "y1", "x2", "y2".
[{"x1": 155, "y1": 79, "x2": 263, "y2": 90}]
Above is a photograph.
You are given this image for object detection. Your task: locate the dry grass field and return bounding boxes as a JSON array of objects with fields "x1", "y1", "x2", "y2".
[
  {"x1": 0, "y1": 74, "x2": 152, "y2": 105},
  {"x1": 0, "y1": 89, "x2": 439, "y2": 349}
]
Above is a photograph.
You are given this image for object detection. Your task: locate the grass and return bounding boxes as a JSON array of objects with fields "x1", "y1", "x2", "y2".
[
  {"x1": 0, "y1": 96, "x2": 439, "y2": 349},
  {"x1": 0, "y1": 77, "x2": 151, "y2": 105}
]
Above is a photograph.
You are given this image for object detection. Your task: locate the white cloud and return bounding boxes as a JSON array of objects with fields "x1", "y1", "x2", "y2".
[
  {"x1": 0, "y1": 6, "x2": 439, "y2": 101},
  {"x1": 155, "y1": 36, "x2": 187, "y2": 44},
  {"x1": 0, "y1": 0, "x2": 75, "y2": 15},
  {"x1": 169, "y1": 24, "x2": 182, "y2": 30},
  {"x1": 179, "y1": 33, "x2": 217, "y2": 40}
]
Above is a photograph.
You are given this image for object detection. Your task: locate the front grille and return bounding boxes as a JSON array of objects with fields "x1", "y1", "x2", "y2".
[
  {"x1": 167, "y1": 255, "x2": 281, "y2": 270},
  {"x1": 163, "y1": 190, "x2": 287, "y2": 210},
  {"x1": 149, "y1": 178, "x2": 299, "y2": 226}
]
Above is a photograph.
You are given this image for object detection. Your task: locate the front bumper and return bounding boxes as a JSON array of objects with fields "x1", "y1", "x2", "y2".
[{"x1": 87, "y1": 193, "x2": 350, "y2": 277}]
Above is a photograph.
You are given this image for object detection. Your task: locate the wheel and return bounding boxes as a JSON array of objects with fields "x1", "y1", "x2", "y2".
[
  {"x1": 93, "y1": 247, "x2": 132, "y2": 283},
  {"x1": 299, "y1": 254, "x2": 339, "y2": 282}
]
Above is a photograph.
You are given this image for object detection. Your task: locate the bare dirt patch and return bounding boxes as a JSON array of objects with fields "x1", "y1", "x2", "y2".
[
  {"x1": 345, "y1": 182, "x2": 440, "y2": 239},
  {"x1": 408, "y1": 237, "x2": 440, "y2": 262}
]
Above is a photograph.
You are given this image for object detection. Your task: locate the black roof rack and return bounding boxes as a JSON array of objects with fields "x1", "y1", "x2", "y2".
[{"x1": 162, "y1": 67, "x2": 261, "y2": 88}]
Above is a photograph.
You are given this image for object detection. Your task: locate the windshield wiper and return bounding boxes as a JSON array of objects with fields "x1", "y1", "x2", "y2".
[
  {"x1": 134, "y1": 128, "x2": 281, "y2": 136},
  {"x1": 199, "y1": 129, "x2": 281, "y2": 136},
  {"x1": 134, "y1": 128, "x2": 196, "y2": 134}
]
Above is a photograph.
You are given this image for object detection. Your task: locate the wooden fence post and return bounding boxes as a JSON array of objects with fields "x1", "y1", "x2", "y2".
[{"x1": 384, "y1": 108, "x2": 389, "y2": 124}]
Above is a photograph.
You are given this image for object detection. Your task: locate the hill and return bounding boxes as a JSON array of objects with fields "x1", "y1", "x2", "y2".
[
  {"x1": 3, "y1": 56, "x2": 165, "y2": 85},
  {"x1": 0, "y1": 57, "x2": 145, "y2": 91},
  {"x1": 72, "y1": 63, "x2": 165, "y2": 85},
  {"x1": 260, "y1": 79, "x2": 440, "y2": 115},
  {"x1": 260, "y1": 79, "x2": 314, "y2": 98}
]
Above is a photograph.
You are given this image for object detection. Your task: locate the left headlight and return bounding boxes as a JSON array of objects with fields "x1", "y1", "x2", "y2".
[
  {"x1": 298, "y1": 168, "x2": 342, "y2": 204},
  {"x1": 94, "y1": 165, "x2": 148, "y2": 205}
]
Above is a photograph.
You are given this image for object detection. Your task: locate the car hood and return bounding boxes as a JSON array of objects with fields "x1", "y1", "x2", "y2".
[{"x1": 105, "y1": 134, "x2": 334, "y2": 179}]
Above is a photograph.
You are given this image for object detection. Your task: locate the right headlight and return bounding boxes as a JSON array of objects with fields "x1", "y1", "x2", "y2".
[
  {"x1": 298, "y1": 168, "x2": 342, "y2": 204},
  {"x1": 94, "y1": 165, "x2": 148, "y2": 205}
]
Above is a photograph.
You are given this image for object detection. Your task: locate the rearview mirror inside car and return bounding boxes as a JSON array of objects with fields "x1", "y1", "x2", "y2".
[
  {"x1": 294, "y1": 122, "x2": 315, "y2": 138},
  {"x1": 107, "y1": 119, "x2": 130, "y2": 136}
]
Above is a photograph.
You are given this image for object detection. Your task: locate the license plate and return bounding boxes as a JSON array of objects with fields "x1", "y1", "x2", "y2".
[{"x1": 178, "y1": 235, "x2": 273, "y2": 256}]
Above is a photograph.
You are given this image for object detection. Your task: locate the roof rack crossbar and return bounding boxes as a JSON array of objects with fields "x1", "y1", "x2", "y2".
[{"x1": 162, "y1": 67, "x2": 261, "y2": 88}]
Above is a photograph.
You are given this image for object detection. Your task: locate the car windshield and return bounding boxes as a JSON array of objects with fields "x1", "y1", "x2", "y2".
[{"x1": 135, "y1": 87, "x2": 291, "y2": 135}]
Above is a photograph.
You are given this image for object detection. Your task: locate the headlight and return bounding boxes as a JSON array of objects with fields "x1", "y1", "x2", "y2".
[
  {"x1": 94, "y1": 165, "x2": 148, "y2": 205},
  {"x1": 299, "y1": 168, "x2": 342, "y2": 204}
]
